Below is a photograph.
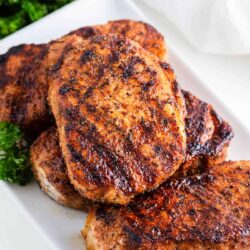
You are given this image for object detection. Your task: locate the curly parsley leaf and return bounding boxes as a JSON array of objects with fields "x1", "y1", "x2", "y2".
[
  {"x1": 0, "y1": 122, "x2": 32, "y2": 185},
  {"x1": 0, "y1": 0, "x2": 74, "y2": 39}
]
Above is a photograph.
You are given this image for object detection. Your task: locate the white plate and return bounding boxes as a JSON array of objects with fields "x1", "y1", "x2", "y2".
[{"x1": 0, "y1": 0, "x2": 250, "y2": 249}]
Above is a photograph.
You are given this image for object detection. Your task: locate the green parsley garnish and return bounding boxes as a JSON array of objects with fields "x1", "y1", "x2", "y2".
[
  {"x1": 0, "y1": 0, "x2": 74, "y2": 39},
  {"x1": 0, "y1": 121, "x2": 32, "y2": 185}
]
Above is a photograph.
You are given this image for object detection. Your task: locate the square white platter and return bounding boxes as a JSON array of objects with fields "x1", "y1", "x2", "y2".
[{"x1": 0, "y1": 0, "x2": 250, "y2": 249}]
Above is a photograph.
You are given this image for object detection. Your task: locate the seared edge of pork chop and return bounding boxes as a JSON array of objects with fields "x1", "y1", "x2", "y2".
[
  {"x1": 47, "y1": 19, "x2": 167, "y2": 74},
  {"x1": 174, "y1": 90, "x2": 233, "y2": 177},
  {"x1": 49, "y1": 34, "x2": 186, "y2": 204},
  {"x1": 68, "y1": 19, "x2": 167, "y2": 60},
  {"x1": 30, "y1": 127, "x2": 91, "y2": 210},
  {"x1": 83, "y1": 161, "x2": 250, "y2": 250}
]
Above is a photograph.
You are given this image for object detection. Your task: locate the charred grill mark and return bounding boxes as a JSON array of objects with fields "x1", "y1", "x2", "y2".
[
  {"x1": 79, "y1": 49, "x2": 95, "y2": 65},
  {"x1": 86, "y1": 104, "x2": 96, "y2": 113},
  {"x1": 9, "y1": 96, "x2": 26, "y2": 123},
  {"x1": 105, "y1": 122, "x2": 162, "y2": 187},
  {"x1": 97, "y1": 65, "x2": 105, "y2": 79},
  {"x1": 123, "y1": 226, "x2": 142, "y2": 248},
  {"x1": 123, "y1": 63, "x2": 134, "y2": 79},
  {"x1": 93, "y1": 143, "x2": 133, "y2": 193},
  {"x1": 50, "y1": 49, "x2": 65, "y2": 72},
  {"x1": 59, "y1": 84, "x2": 75, "y2": 95},
  {"x1": 95, "y1": 206, "x2": 116, "y2": 225},
  {"x1": 63, "y1": 106, "x2": 80, "y2": 120},
  {"x1": 141, "y1": 80, "x2": 155, "y2": 92},
  {"x1": 38, "y1": 45, "x2": 49, "y2": 61},
  {"x1": 75, "y1": 125, "x2": 134, "y2": 193},
  {"x1": 83, "y1": 86, "x2": 94, "y2": 99},
  {"x1": 159, "y1": 62, "x2": 173, "y2": 71},
  {"x1": 108, "y1": 50, "x2": 120, "y2": 63},
  {"x1": 67, "y1": 144, "x2": 86, "y2": 165},
  {"x1": 123, "y1": 56, "x2": 144, "y2": 79},
  {"x1": 66, "y1": 101, "x2": 160, "y2": 191},
  {"x1": 68, "y1": 77, "x2": 78, "y2": 84}
]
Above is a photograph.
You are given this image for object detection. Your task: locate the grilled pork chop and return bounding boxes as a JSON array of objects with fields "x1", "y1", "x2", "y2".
[
  {"x1": 30, "y1": 91, "x2": 232, "y2": 209},
  {"x1": 83, "y1": 161, "x2": 250, "y2": 249},
  {"x1": 0, "y1": 20, "x2": 166, "y2": 135},
  {"x1": 49, "y1": 34, "x2": 186, "y2": 204},
  {"x1": 30, "y1": 126, "x2": 90, "y2": 210},
  {"x1": 0, "y1": 44, "x2": 51, "y2": 135}
]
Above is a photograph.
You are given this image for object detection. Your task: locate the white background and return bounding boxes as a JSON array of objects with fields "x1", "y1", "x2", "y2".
[{"x1": 0, "y1": 0, "x2": 249, "y2": 249}]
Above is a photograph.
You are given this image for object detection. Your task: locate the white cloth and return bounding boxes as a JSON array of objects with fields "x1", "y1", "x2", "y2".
[{"x1": 141, "y1": 0, "x2": 250, "y2": 55}]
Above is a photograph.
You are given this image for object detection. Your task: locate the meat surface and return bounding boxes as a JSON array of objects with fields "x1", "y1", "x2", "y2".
[
  {"x1": 30, "y1": 127, "x2": 90, "y2": 210},
  {"x1": 49, "y1": 34, "x2": 186, "y2": 204},
  {"x1": 68, "y1": 19, "x2": 167, "y2": 60},
  {"x1": 0, "y1": 44, "x2": 52, "y2": 135},
  {"x1": 0, "y1": 20, "x2": 166, "y2": 136},
  {"x1": 174, "y1": 90, "x2": 233, "y2": 177},
  {"x1": 83, "y1": 161, "x2": 250, "y2": 250},
  {"x1": 30, "y1": 90, "x2": 233, "y2": 208}
]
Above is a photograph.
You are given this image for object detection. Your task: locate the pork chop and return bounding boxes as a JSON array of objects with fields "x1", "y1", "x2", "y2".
[
  {"x1": 48, "y1": 34, "x2": 186, "y2": 204},
  {"x1": 0, "y1": 44, "x2": 52, "y2": 135},
  {"x1": 83, "y1": 161, "x2": 250, "y2": 249},
  {"x1": 30, "y1": 126, "x2": 90, "y2": 210}
]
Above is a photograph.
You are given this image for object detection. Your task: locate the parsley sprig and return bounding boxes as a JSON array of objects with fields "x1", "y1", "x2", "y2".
[
  {"x1": 0, "y1": 122, "x2": 32, "y2": 185},
  {"x1": 0, "y1": 0, "x2": 74, "y2": 39}
]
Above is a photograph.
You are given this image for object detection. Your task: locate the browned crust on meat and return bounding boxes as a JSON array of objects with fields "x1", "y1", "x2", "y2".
[
  {"x1": 174, "y1": 90, "x2": 233, "y2": 177},
  {"x1": 30, "y1": 127, "x2": 91, "y2": 210},
  {"x1": 68, "y1": 19, "x2": 167, "y2": 60},
  {"x1": 183, "y1": 90, "x2": 233, "y2": 160},
  {"x1": 0, "y1": 44, "x2": 53, "y2": 136},
  {"x1": 47, "y1": 19, "x2": 167, "y2": 82},
  {"x1": 49, "y1": 34, "x2": 186, "y2": 204},
  {"x1": 83, "y1": 161, "x2": 250, "y2": 249}
]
